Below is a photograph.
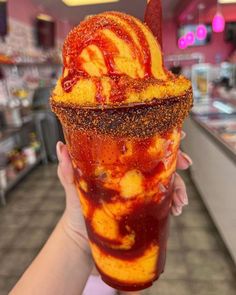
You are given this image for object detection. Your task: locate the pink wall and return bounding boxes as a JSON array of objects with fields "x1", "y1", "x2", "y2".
[
  {"x1": 163, "y1": 20, "x2": 234, "y2": 64},
  {"x1": 201, "y1": 4, "x2": 236, "y2": 23},
  {"x1": 7, "y1": 0, "x2": 73, "y2": 40},
  {"x1": 178, "y1": 1, "x2": 236, "y2": 24}
]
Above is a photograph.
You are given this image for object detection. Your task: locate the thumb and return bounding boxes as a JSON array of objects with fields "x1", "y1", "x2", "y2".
[
  {"x1": 56, "y1": 142, "x2": 89, "y2": 248},
  {"x1": 57, "y1": 141, "x2": 74, "y2": 186},
  {"x1": 56, "y1": 142, "x2": 79, "y2": 207}
]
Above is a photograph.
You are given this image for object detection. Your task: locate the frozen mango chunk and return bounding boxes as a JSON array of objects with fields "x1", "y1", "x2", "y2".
[
  {"x1": 91, "y1": 242, "x2": 159, "y2": 284},
  {"x1": 91, "y1": 207, "x2": 135, "y2": 249},
  {"x1": 148, "y1": 136, "x2": 166, "y2": 157},
  {"x1": 120, "y1": 170, "x2": 144, "y2": 199},
  {"x1": 94, "y1": 166, "x2": 121, "y2": 191},
  {"x1": 92, "y1": 208, "x2": 118, "y2": 240},
  {"x1": 79, "y1": 179, "x2": 88, "y2": 192},
  {"x1": 102, "y1": 199, "x2": 134, "y2": 220}
]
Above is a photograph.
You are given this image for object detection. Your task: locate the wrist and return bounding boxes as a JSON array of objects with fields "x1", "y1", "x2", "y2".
[{"x1": 60, "y1": 212, "x2": 91, "y2": 258}]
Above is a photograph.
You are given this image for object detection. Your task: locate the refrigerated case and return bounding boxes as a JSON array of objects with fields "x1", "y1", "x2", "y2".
[
  {"x1": 198, "y1": 116, "x2": 236, "y2": 152},
  {"x1": 191, "y1": 99, "x2": 236, "y2": 154},
  {"x1": 182, "y1": 99, "x2": 236, "y2": 264}
]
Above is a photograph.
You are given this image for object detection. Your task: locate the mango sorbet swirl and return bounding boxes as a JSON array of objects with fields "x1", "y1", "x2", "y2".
[{"x1": 52, "y1": 11, "x2": 191, "y2": 106}]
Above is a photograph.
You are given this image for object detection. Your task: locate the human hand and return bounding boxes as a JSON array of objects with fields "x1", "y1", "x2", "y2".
[{"x1": 57, "y1": 142, "x2": 90, "y2": 255}]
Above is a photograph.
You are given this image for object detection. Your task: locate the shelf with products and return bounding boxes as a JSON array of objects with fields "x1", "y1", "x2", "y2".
[
  {"x1": 0, "y1": 49, "x2": 62, "y2": 67},
  {"x1": 0, "y1": 61, "x2": 62, "y2": 67},
  {"x1": 0, "y1": 54, "x2": 61, "y2": 204},
  {"x1": 0, "y1": 112, "x2": 46, "y2": 205},
  {"x1": 0, "y1": 57, "x2": 61, "y2": 109},
  {"x1": 0, "y1": 155, "x2": 42, "y2": 206},
  {"x1": 0, "y1": 111, "x2": 35, "y2": 142},
  {"x1": 0, "y1": 133, "x2": 44, "y2": 205}
]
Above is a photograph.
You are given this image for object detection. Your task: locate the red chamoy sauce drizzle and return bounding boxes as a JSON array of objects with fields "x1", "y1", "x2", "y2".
[
  {"x1": 111, "y1": 12, "x2": 152, "y2": 77},
  {"x1": 93, "y1": 78, "x2": 105, "y2": 103},
  {"x1": 61, "y1": 12, "x2": 155, "y2": 102},
  {"x1": 63, "y1": 126, "x2": 180, "y2": 291}
]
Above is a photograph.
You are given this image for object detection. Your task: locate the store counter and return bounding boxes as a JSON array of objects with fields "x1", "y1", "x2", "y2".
[{"x1": 182, "y1": 102, "x2": 236, "y2": 264}]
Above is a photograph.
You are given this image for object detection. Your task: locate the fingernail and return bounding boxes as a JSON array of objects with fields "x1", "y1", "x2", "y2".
[
  {"x1": 181, "y1": 131, "x2": 186, "y2": 140},
  {"x1": 180, "y1": 151, "x2": 193, "y2": 166},
  {"x1": 176, "y1": 189, "x2": 188, "y2": 206},
  {"x1": 173, "y1": 205, "x2": 182, "y2": 216},
  {"x1": 176, "y1": 207, "x2": 182, "y2": 216},
  {"x1": 56, "y1": 141, "x2": 64, "y2": 163}
]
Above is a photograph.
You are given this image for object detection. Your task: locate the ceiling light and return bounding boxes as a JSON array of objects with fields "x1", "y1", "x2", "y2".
[
  {"x1": 218, "y1": 0, "x2": 236, "y2": 3},
  {"x1": 186, "y1": 32, "x2": 195, "y2": 46},
  {"x1": 212, "y1": 0, "x2": 225, "y2": 33},
  {"x1": 178, "y1": 36, "x2": 188, "y2": 49},
  {"x1": 196, "y1": 25, "x2": 207, "y2": 40},
  {"x1": 212, "y1": 12, "x2": 225, "y2": 32},
  {"x1": 62, "y1": 0, "x2": 119, "y2": 6},
  {"x1": 36, "y1": 14, "x2": 54, "y2": 22}
]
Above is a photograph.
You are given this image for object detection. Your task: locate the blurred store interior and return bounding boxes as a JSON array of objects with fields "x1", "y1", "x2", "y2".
[{"x1": 0, "y1": 0, "x2": 236, "y2": 294}]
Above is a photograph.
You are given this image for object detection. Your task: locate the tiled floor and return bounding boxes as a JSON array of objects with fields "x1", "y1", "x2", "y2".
[{"x1": 0, "y1": 164, "x2": 236, "y2": 295}]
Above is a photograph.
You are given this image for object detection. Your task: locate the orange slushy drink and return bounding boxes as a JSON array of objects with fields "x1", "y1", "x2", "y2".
[{"x1": 51, "y1": 12, "x2": 193, "y2": 291}]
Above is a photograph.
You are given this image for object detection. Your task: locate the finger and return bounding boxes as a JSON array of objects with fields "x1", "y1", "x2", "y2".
[
  {"x1": 57, "y1": 141, "x2": 74, "y2": 185},
  {"x1": 176, "y1": 150, "x2": 193, "y2": 170},
  {"x1": 171, "y1": 205, "x2": 182, "y2": 216},
  {"x1": 172, "y1": 188, "x2": 188, "y2": 208},
  {"x1": 57, "y1": 142, "x2": 81, "y2": 208},
  {"x1": 172, "y1": 173, "x2": 188, "y2": 207},
  {"x1": 181, "y1": 131, "x2": 186, "y2": 140},
  {"x1": 57, "y1": 141, "x2": 79, "y2": 202}
]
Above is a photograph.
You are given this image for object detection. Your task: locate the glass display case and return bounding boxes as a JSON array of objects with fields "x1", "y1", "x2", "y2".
[
  {"x1": 183, "y1": 61, "x2": 236, "y2": 265},
  {"x1": 199, "y1": 115, "x2": 236, "y2": 153},
  {"x1": 191, "y1": 99, "x2": 236, "y2": 158}
]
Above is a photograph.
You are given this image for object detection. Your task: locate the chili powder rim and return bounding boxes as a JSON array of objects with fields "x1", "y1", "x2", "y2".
[{"x1": 50, "y1": 87, "x2": 193, "y2": 138}]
